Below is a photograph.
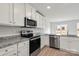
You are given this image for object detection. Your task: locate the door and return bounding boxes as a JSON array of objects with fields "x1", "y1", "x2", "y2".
[
  {"x1": 0, "y1": 3, "x2": 10, "y2": 25},
  {"x1": 14, "y1": 3, "x2": 25, "y2": 26}
]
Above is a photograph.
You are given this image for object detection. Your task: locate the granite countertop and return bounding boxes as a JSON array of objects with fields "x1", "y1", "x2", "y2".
[
  {"x1": 0, "y1": 35, "x2": 29, "y2": 49},
  {"x1": 49, "y1": 34, "x2": 79, "y2": 38}
]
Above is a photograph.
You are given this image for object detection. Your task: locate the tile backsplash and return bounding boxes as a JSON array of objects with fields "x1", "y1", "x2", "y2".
[
  {"x1": 0, "y1": 26, "x2": 21, "y2": 37},
  {"x1": 0, "y1": 26, "x2": 44, "y2": 37}
]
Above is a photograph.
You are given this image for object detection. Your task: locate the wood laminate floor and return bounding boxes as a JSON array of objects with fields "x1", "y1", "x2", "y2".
[{"x1": 38, "y1": 47, "x2": 79, "y2": 56}]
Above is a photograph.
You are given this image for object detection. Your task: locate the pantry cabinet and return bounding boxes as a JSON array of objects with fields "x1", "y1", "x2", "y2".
[
  {"x1": 13, "y1": 3, "x2": 25, "y2": 26},
  {"x1": 0, "y1": 3, "x2": 11, "y2": 25}
]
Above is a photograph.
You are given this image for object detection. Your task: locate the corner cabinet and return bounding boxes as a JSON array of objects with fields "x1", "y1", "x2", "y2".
[
  {"x1": 0, "y1": 3, "x2": 11, "y2": 25},
  {"x1": 13, "y1": 3, "x2": 25, "y2": 26}
]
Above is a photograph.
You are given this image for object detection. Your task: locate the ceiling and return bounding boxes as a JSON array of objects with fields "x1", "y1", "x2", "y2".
[{"x1": 30, "y1": 3, "x2": 79, "y2": 22}]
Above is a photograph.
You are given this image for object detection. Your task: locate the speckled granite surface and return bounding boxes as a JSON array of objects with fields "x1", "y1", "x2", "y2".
[{"x1": 0, "y1": 35, "x2": 29, "y2": 49}]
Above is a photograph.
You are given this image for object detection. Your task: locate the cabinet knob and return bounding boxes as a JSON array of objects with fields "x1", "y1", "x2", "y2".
[
  {"x1": 5, "y1": 50, "x2": 8, "y2": 52},
  {"x1": 9, "y1": 21, "x2": 12, "y2": 23}
]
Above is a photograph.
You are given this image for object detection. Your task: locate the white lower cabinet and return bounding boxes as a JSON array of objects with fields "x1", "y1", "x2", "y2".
[
  {"x1": 60, "y1": 37, "x2": 79, "y2": 52},
  {"x1": 4, "y1": 50, "x2": 17, "y2": 56},
  {"x1": 0, "y1": 44, "x2": 17, "y2": 56},
  {"x1": 41, "y1": 35, "x2": 49, "y2": 48},
  {"x1": 17, "y1": 40, "x2": 29, "y2": 56},
  {"x1": 0, "y1": 40, "x2": 29, "y2": 56},
  {"x1": 69, "y1": 37, "x2": 79, "y2": 52},
  {"x1": 60, "y1": 37, "x2": 70, "y2": 50},
  {"x1": 18, "y1": 47, "x2": 29, "y2": 56}
]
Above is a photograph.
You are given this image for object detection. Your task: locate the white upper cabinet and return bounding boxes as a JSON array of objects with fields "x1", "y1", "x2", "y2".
[
  {"x1": 36, "y1": 13, "x2": 44, "y2": 28},
  {"x1": 31, "y1": 8, "x2": 36, "y2": 20},
  {"x1": 35, "y1": 12, "x2": 40, "y2": 27},
  {"x1": 25, "y1": 4, "x2": 32, "y2": 19},
  {"x1": 0, "y1": 3, "x2": 11, "y2": 25},
  {"x1": 13, "y1": 3, "x2": 25, "y2": 26}
]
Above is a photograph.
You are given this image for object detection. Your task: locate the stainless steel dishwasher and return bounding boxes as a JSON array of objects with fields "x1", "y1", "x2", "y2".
[{"x1": 49, "y1": 35, "x2": 60, "y2": 49}]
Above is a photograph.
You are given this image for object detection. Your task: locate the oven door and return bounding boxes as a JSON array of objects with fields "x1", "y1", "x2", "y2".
[{"x1": 30, "y1": 36, "x2": 40, "y2": 55}]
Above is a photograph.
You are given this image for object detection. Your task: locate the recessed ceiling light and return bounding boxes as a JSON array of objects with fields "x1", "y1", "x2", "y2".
[{"x1": 47, "y1": 6, "x2": 51, "y2": 9}]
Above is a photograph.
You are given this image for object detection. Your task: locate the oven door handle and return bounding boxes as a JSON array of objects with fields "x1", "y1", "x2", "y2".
[{"x1": 30, "y1": 37, "x2": 40, "y2": 41}]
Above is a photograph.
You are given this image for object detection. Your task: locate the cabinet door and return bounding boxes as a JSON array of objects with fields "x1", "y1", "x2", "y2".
[
  {"x1": 18, "y1": 41, "x2": 29, "y2": 56},
  {"x1": 69, "y1": 37, "x2": 79, "y2": 52},
  {"x1": 31, "y1": 8, "x2": 36, "y2": 20},
  {"x1": 4, "y1": 50, "x2": 17, "y2": 56},
  {"x1": 45, "y1": 35, "x2": 49, "y2": 46},
  {"x1": 60, "y1": 37, "x2": 69, "y2": 50},
  {"x1": 18, "y1": 46, "x2": 29, "y2": 56},
  {"x1": 39, "y1": 15, "x2": 43, "y2": 28},
  {"x1": 14, "y1": 3, "x2": 25, "y2": 26},
  {"x1": 0, "y1": 3, "x2": 10, "y2": 25},
  {"x1": 36, "y1": 12, "x2": 40, "y2": 28},
  {"x1": 25, "y1": 4, "x2": 32, "y2": 19},
  {"x1": 41, "y1": 35, "x2": 46, "y2": 48},
  {"x1": 41, "y1": 35, "x2": 49, "y2": 48}
]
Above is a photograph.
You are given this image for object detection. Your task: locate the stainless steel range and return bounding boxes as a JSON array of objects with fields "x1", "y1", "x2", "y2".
[{"x1": 30, "y1": 36, "x2": 41, "y2": 56}]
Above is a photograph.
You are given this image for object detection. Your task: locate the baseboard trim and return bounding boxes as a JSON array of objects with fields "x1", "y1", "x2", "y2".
[{"x1": 60, "y1": 48, "x2": 79, "y2": 55}]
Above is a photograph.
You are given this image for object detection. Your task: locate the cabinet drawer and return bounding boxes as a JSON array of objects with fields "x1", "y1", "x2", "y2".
[
  {"x1": 4, "y1": 50, "x2": 17, "y2": 56},
  {"x1": 0, "y1": 48, "x2": 5, "y2": 56},
  {"x1": 4, "y1": 44, "x2": 17, "y2": 53},
  {"x1": 18, "y1": 41, "x2": 29, "y2": 48},
  {"x1": 0, "y1": 44, "x2": 17, "y2": 56}
]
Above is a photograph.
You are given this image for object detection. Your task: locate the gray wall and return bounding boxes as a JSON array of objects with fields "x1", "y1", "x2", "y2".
[{"x1": 50, "y1": 19, "x2": 79, "y2": 35}]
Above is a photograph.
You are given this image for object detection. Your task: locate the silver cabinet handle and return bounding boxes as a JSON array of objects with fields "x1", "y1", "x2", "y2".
[
  {"x1": 31, "y1": 37, "x2": 40, "y2": 41},
  {"x1": 5, "y1": 49, "x2": 8, "y2": 52}
]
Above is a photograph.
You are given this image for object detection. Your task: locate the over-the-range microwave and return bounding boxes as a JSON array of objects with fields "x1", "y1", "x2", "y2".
[{"x1": 24, "y1": 17, "x2": 37, "y2": 28}]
